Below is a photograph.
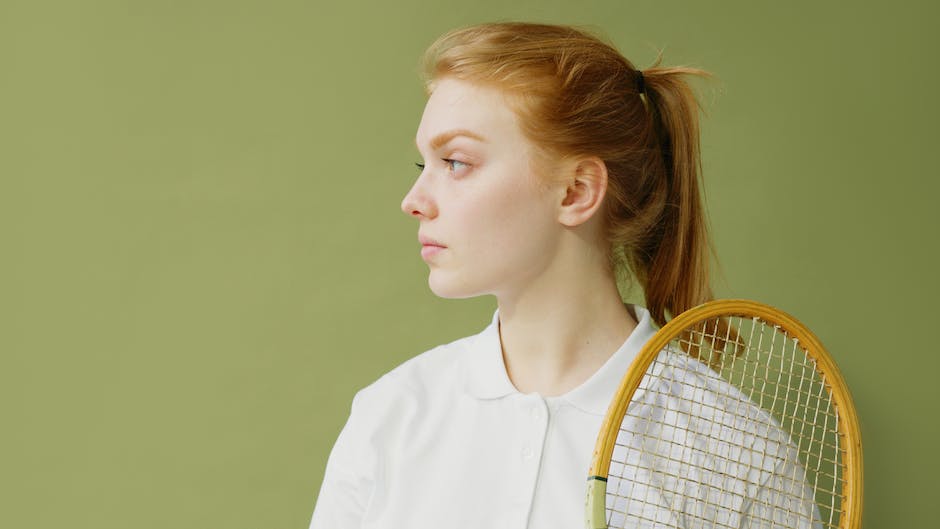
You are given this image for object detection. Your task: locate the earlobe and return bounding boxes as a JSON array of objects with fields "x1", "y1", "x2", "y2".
[{"x1": 558, "y1": 157, "x2": 608, "y2": 227}]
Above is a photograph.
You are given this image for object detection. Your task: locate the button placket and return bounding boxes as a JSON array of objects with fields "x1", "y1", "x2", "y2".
[
  {"x1": 520, "y1": 396, "x2": 549, "y2": 462},
  {"x1": 516, "y1": 395, "x2": 551, "y2": 528}
]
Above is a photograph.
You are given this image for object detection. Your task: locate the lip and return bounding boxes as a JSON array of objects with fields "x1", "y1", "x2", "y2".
[
  {"x1": 420, "y1": 245, "x2": 444, "y2": 260},
  {"x1": 419, "y1": 234, "x2": 446, "y2": 247},
  {"x1": 418, "y1": 234, "x2": 446, "y2": 260}
]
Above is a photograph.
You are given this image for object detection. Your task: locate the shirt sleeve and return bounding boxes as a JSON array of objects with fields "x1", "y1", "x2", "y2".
[{"x1": 308, "y1": 389, "x2": 377, "y2": 529}]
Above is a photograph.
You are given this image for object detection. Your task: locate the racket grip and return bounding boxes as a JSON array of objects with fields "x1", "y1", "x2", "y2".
[{"x1": 585, "y1": 476, "x2": 607, "y2": 529}]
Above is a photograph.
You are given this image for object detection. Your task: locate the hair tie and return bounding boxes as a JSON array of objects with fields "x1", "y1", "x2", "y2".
[{"x1": 636, "y1": 71, "x2": 646, "y2": 95}]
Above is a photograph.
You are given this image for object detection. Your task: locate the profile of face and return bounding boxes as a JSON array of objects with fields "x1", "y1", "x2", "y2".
[{"x1": 402, "y1": 78, "x2": 566, "y2": 300}]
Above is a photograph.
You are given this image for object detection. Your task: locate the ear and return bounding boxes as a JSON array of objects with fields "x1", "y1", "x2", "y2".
[{"x1": 557, "y1": 157, "x2": 608, "y2": 227}]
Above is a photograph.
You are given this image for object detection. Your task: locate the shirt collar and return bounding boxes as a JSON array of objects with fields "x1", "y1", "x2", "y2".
[
  {"x1": 461, "y1": 305, "x2": 658, "y2": 415},
  {"x1": 462, "y1": 308, "x2": 518, "y2": 400},
  {"x1": 559, "y1": 305, "x2": 657, "y2": 414}
]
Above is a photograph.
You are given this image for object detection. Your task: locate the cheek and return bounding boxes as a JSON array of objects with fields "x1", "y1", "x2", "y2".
[{"x1": 473, "y1": 181, "x2": 557, "y2": 255}]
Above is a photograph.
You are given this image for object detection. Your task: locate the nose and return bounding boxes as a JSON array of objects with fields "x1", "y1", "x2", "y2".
[{"x1": 400, "y1": 173, "x2": 438, "y2": 219}]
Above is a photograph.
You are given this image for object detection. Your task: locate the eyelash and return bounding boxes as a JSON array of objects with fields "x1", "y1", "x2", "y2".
[{"x1": 414, "y1": 159, "x2": 469, "y2": 175}]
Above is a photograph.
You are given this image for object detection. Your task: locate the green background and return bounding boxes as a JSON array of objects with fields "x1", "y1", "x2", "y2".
[{"x1": 2, "y1": 0, "x2": 936, "y2": 527}]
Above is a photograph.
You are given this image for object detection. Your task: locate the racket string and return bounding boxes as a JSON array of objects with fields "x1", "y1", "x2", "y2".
[{"x1": 604, "y1": 316, "x2": 844, "y2": 529}]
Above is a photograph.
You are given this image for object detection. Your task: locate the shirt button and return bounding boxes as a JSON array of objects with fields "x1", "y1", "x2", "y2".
[{"x1": 521, "y1": 446, "x2": 535, "y2": 460}]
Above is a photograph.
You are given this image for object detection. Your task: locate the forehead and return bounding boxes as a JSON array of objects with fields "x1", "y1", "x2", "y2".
[{"x1": 415, "y1": 78, "x2": 523, "y2": 148}]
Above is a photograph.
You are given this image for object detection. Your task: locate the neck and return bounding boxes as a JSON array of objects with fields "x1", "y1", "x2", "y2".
[{"x1": 495, "y1": 256, "x2": 637, "y2": 397}]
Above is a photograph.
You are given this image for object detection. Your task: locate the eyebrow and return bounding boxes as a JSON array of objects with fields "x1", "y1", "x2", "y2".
[{"x1": 417, "y1": 129, "x2": 487, "y2": 151}]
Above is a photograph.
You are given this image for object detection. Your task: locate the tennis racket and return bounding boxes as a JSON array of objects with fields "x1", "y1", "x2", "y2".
[{"x1": 586, "y1": 299, "x2": 862, "y2": 529}]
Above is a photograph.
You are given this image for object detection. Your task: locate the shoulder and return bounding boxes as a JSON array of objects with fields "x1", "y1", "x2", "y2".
[
  {"x1": 311, "y1": 315, "x2": 495, "y2": 526},
  {"x1": 349, "y1": 321, "x2": 487, "y2": 422},
  {"x1": 640, "y1": 349, "x2": 797, "y2": 478},
  {"x1": 652, "y1": 349, "x2": 788, "y2": 437}
]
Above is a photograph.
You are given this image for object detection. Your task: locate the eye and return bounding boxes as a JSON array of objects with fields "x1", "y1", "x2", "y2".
[
  {"x1": 443, "y1": 158, "x2": 470, "y2": 177},
  {"x1": 414, "y1": 162, "x2": 425, "y2": 172}
]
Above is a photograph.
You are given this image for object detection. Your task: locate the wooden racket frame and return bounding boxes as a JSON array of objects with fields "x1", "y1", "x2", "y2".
[{"x1": 585, "y1": 299, "x2": 863, "y2": 529}]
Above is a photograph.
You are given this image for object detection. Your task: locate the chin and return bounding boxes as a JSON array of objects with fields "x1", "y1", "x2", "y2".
[{"x1": 427, "y1": 271, "x2": 482, "y2": 299}]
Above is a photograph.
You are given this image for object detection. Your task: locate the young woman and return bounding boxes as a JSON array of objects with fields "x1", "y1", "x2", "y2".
[{"x1": 309, "y1": 22, "x2": 816, "y2": 529}]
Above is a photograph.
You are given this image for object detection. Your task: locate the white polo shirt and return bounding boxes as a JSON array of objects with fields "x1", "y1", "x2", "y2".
[
  {"x1": 308, "y1": 305, "x2": 818, "y2": 529},
  {"x1": 309, "y1": 306, "x2": 656, "y2": 529}
]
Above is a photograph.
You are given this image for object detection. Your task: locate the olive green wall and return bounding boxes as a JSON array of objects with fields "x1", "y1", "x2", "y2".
[{"x1": 2, "y1": 1, "x2": 936, "y2": 527}]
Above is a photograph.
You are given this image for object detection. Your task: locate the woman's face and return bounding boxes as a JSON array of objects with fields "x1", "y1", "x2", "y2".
[{"x1": 402, "y1": 78, "x2": 564, "y2": 299}]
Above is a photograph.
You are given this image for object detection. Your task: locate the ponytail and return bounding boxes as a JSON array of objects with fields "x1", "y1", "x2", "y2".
[
  {"x1": 629, "y1": 65, "x2": 740, "y2": 361},
  {"x1": 627, "y1": 64, "x2": 713, "y2": 327}
]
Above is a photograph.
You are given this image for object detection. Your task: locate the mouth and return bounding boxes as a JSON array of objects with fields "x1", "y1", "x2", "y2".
[
  {"x1": 419, "y1": 235, "x2": 446, "y2": 247},
  {"x1": 418, "y1": 235, "x2": 446, "y2": 260},
  {"x1": 420, "y1": 244, "x2": 445, "y2": 260}
]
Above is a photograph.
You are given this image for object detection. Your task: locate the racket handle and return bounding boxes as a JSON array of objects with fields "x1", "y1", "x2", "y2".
[{"x1": 585, "y1": 476, "x2": 607, "y2": 529}]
